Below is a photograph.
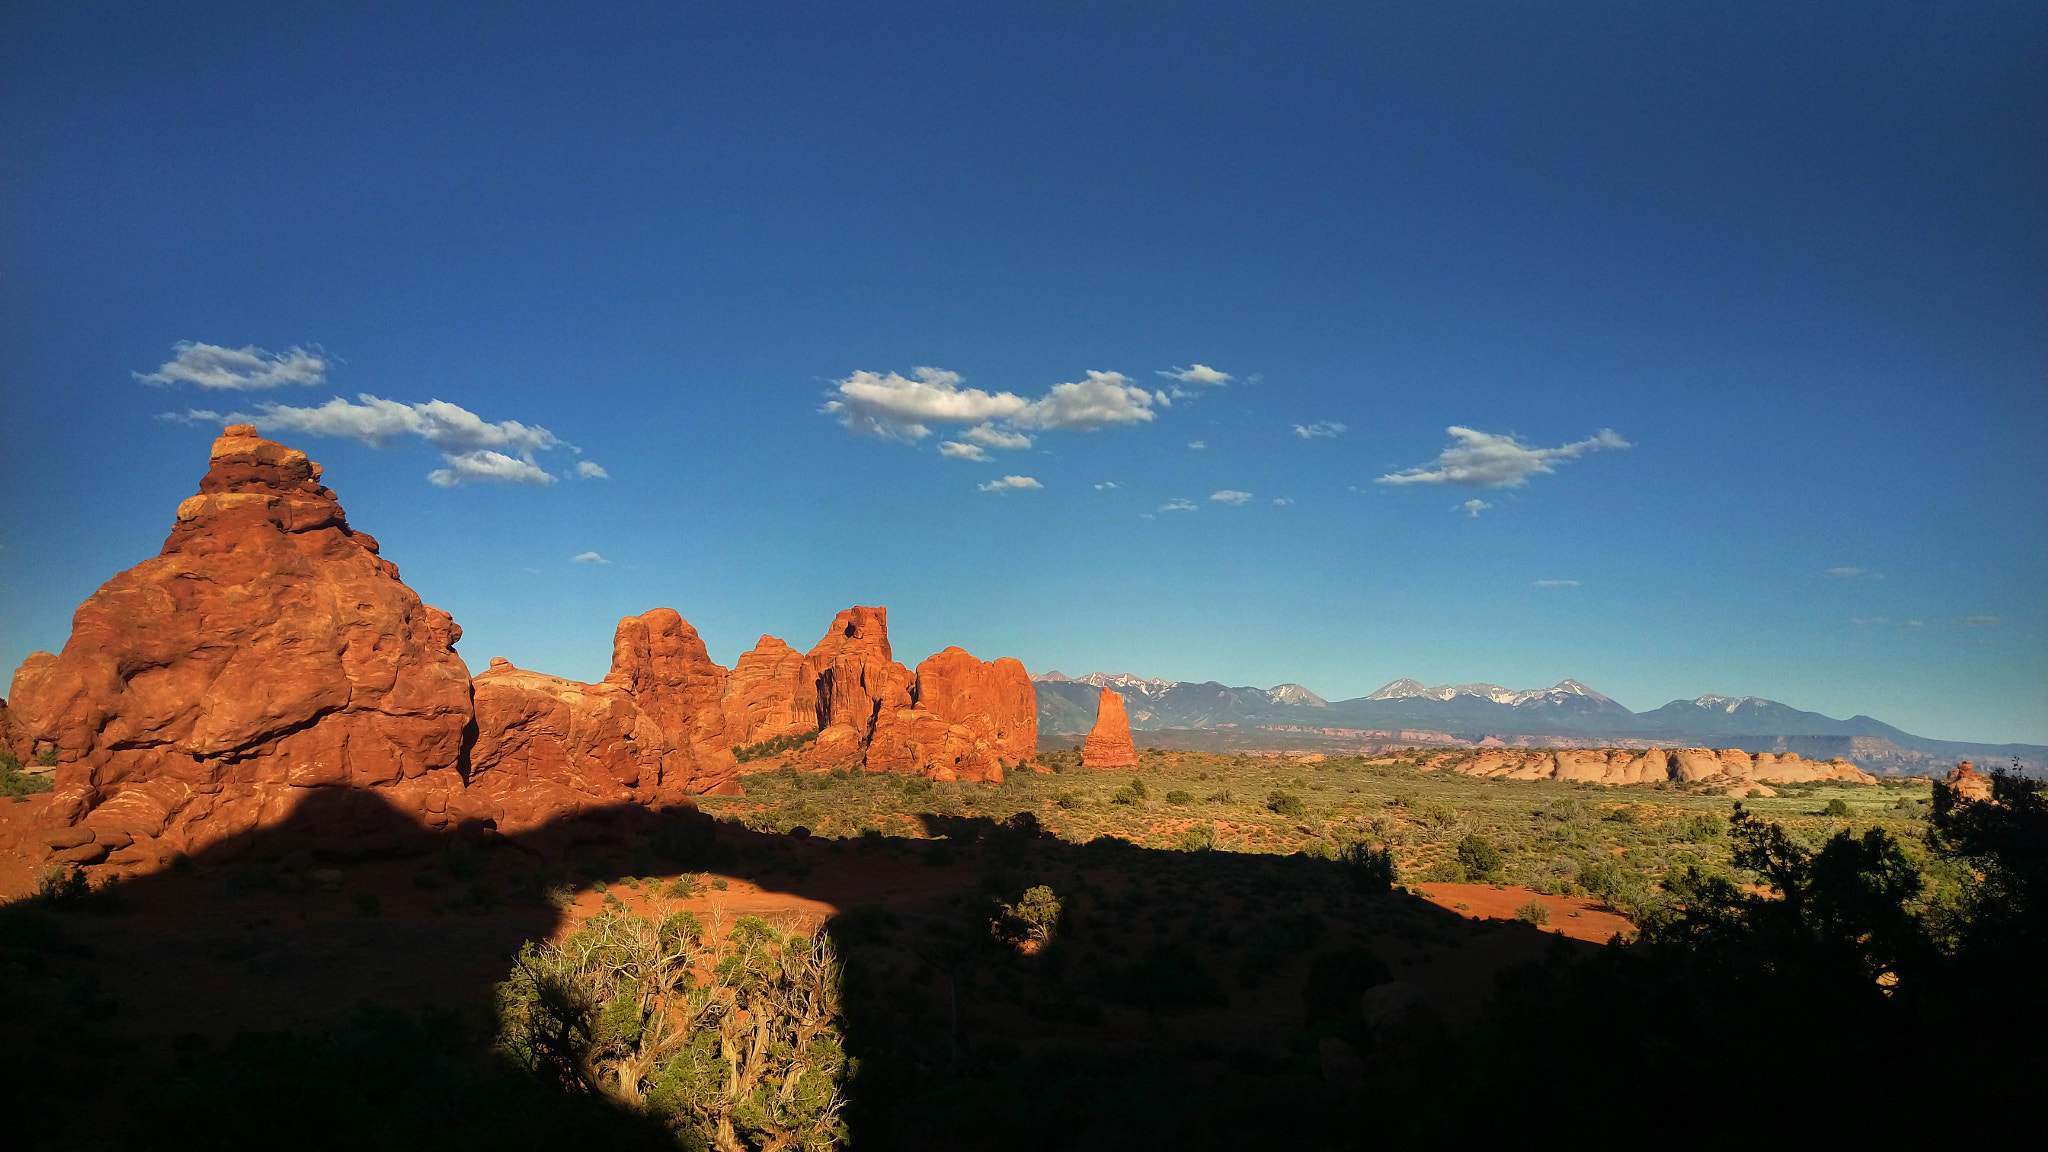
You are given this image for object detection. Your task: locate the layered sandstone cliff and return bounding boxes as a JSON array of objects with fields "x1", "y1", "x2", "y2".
[
  {"x1": 7, "y1": 426, "x2": 475, "y2": 866},
  {"x1": 1434, "y1": 746, "x2": 1876, "y2": 788}
]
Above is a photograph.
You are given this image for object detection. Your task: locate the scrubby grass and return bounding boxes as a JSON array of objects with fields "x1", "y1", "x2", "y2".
[{"x1": 697, "y1": 752, "x2": 1936, "y2": 912}]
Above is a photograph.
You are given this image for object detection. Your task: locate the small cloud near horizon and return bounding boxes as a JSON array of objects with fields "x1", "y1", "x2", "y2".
[
  {"x1": 1187, "y1": 440, "x2": 1207, "y2": 450},
  {"x1": 1293, "y1": 421, "x2": 1346, "y2": 439},
  {"x1": 1272, "y1": 497, "x2": 1293, "y2": 506},
  {"x1": 1094, "y1": 481, "x2": 1120, "y2": 490},
  {"x1": 136, "y1": 341, "x2": 327, "y2": 390},
  {"x1": 1459, "y1": 499, "x2": 1493, "y2": 517},
  {"x1": 825, "y1": 367, "x2": 1165, "y2": 443},
  {"x1": 1381, "y1": 426, "x2": 1630, "y2": 488},
  {"x1": 576, "y1": 461, "x2": 609, "y2": 479},
  {"x1": 571, "y1": 551, "x2": 609, "y2": 564},
  {"x1": 1210, "y1": 490, "x2": 1253, "y2": 505},
  {"x1": 1159, "y1": 364, "x2": 1233, "y2": 387},
  {"x1": 939, "y1": 441, "x2": 992, "y2": 461},
  {"x1": 978, "y1": 475, "x2": 1042, "y2": 492},
  {"x1": 1159, "y1": 498, "x2": 1197, "y2": 512}
]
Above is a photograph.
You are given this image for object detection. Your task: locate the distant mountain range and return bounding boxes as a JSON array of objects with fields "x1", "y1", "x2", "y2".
[{"x1": 1030, "y1": 673, "x2": 2044, "y2": 776}]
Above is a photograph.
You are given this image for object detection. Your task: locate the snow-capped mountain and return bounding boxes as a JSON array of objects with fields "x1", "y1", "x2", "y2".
[
  {"x1": 1265, "y1": 683, "x2": 1328, "y2": 707},
  {"x1": 1032, "y1": 670, "x2": 1175, "y2": 695},
  {"x1": 1363, "y1": 678, "x2": 1619, "y2": 709}
]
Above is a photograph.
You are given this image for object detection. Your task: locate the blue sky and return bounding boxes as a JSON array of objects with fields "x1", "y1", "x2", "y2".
[{"x1": 2, "y1": 2, "x2": 2043, "y2": 744}]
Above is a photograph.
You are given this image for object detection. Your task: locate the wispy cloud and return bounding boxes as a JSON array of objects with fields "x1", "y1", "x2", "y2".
[
  {"x1": 1848, "y1": 617, "x2": 1924, "y2": 629},
  {"x1": 1961, "y1": 615, "x2": 2001, "y2": 627},
  {"x1": 576, "y1": 461, "x2": 610, "y2": 479},
  {"x1": 1380, "y1": 427, "x2": 1630, "y2": 488},
  {"x1": 1533, "y1": 579, "x2": 1580, "y2": 588},
  {"x1": 572, "y1": 551, "x2": 610, "y2": 564},
  {"x1": 1159, "y1": 498, "x2": 1198, "y2": 512},
  {"x1": 1824, "y1": 566, "x2": 1884, "y2": 580},
  {"x1": 1094, "y1": 481, "x2": 1121, "y2": 490},
  {"x1": 1158, "y1": 364, "x2": 1232, "y2": 387},
  {"x1": 1187, "y1": 440, "x2": 1207, "y2": 450},
  {"x1": 1210, "y1": 489, "x2": 1253, "y2": 505},
  {"x1": 136, "y1": 341, "x2": 326, "y2": 390},
  {"x1": 1272, "y1": 497, "x2": 1293, "y2": 506},
  {"x1": 978, "y1": 475, "x2": 1042, "y2": 492},
  {"x1": 1459, "y1": 499, "x2": 1493, "y2": 517},
  {"x1": 1293, "y1": 421, "x2": 1347, "y2": 439},
  {"x1": 939, "y1": 441, "x2": 992, "y2": 461},
  {"x1": 825, "y1": 367, "x2": 1164, "y2": 443},
  {"x1": 164, "y1": 393, "x2": 572, "y2": 487}
]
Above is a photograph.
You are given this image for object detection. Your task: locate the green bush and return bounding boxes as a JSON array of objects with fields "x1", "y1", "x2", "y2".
[
  {"x1": 1337, "y1": 842, "x2": 1398, "y2": 892},
  {"x1": 1175, "y1": 824, "x2": 1217, "y2": 852},
  {"x1": 1821, "y1": 798, "x2": 1852, "y2": 817},
  {"x1": 733, "y1": 730, "x2": 820, "y2": 764},
  {"x1": 0, "y1": 756, "x2": 54, "y2": 797},
  {"x1": 1164, "y1": 790, "x2": 1194, "y2": 805},
  {"x1": 1455, "y1": 833, "x2": 1505, "y2": 881},
  {"x1": 997, "y1": 885, "x2": 1063, "y2": 945},
  {"x1": 1421, "y1": 860, "x2": 1468, "y2": 883},
  {"x1": 1055, "y1": 791, "x2": 1082, "y2": 809},
  {"x1": 1679, "y1": 813, "x2": 1724, "y2": 842},
  {"x1": 1267, "y1": 792, "x2": 1308, "y2": 819},
  {"x1": 35, "y1": 746, "x2": 57, "y2": 768},
  {"x1": 497, "y1": 911, "x2": 847, "y2": 1150},
  {"x1": 1513, "y1": 899, "x2": 1551, "y2": 926}
]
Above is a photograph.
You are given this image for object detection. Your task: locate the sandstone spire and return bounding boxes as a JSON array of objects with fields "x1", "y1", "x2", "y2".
[{"x1": 1081, "y1": 687, "x2": 1139, "y2": 768}]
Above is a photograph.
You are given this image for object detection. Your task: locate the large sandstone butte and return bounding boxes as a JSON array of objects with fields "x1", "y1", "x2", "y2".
[
  {"x1": 1945, "y1": 760, "x2": 1994, "y2": 803},
  {"x1": 715, "y1": 610, "x2": 1037, "y2": 782},
  {"x1": 1428, "y1": 746, "x2": 1876, "y2": 789},
  {"x1": 467, "y1": 610, "x2": 741, "y2": 833},
  {"x1": 7, "y1": 426, "x2": 475, "y2": 867},
  {"x1": 1081, "y1": 687, "x2": 1140, "y2": 768}
]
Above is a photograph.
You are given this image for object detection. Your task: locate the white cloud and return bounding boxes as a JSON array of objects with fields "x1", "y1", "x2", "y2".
[
  {"x1": 965, "y1": 424, "x2": 1033, "y2": 450},
  {"x1": 1094, "y1": 481, "x2": 1121, "y2": 490},
  {"x1": 1293, "y1": 421, "x2": 1347, "y2": 439},
  {"x1": 576, "y1": 460, "x2": 610, "y2": 479},
  {"x1": 1159, "y1": 498, "x2": 1198, "y2": 512},
  {"x1": 1159, "y1": 364, "x2": 1232, "y2": 387},
  {"x1": 1459, "y1": 499, "x2": 1494, "y2": 517},
  {"x1": 1014, "y1": 371, "x2": 1163, "y2": 430},
  {"x1": 136, "y1": 341, "x2": 327, "y2": 390},
  {"x1": 978, "y1": 475, "x2": 1042, "y2": 492},
  {"x1": 939, "y1": 441, "x2": 992, "y2": 461},
  {"x1": 1533, "y1": 579, "x2": 1581, "y2": 588},
  {"x1": 1272, "y1": 497, "x2": 1293, "y2": 506},
  {"x1": 429, "y1": 450, "x2": 556, "y2": 488},
  {"x1": 1379, "y1": 427, "x2": 1631, "y2": 488},
  {"x1": 824, "y1": 367, "x2": 1028, "y2": 440},
  {"x1": 571, "y1": 551, "x2": 610, "y2": 564},
  {"x1": 1187, "y1": 440, "x2": 1207, "y2": 450},
  {"x1": 1824, "y1": 567, "x2": 1883, "y2": 580},
  {"x1": 171, "y1": 393, "x2": 576, "y2": 487},
  {"x1": 1210, "y1": 489, "x2": 1253, "y2": 505}
]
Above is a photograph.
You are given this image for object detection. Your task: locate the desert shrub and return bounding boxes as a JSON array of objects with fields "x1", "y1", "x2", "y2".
[
  {"x1": 1112, "y1": 779, "x2": 1150, "y2": 805},
  {"x1": 1420, "y1": 803, "x2": 1460, "y2": 830},
  {"x1": 664, "y1": 875, "x2": 702, "y2": 900},
  {"x1": 1055, "y1": 791, "x2": 1082, "y2": 809},
  {"x1": 36, "y1": 746, "x2": 57, "y2": 768},
  {"x1": 1176, "y1": 825, "x2": 1217, "y2": 852},
  {"x1": 1337, "y1": 842, "x2": 1398, "y2": 892},
  {"x1": 1421, "y1": 860, "x2": 1468, "y2": 884},
  {"x1": 1577, "y1": 857, "x2": 1652, "y2": 913},
  {"x1": 1513, "y1": 899, "x2": 1551, "y2": 926},
  {"x1": 1679, "y1": 813, "x2": 1724, "y2": 842},
  {"x1": 0, "y1": 756, "x2": 53, "y2": 798},
  {"x1": 1604, "y1": 806, "x2": 1640, "y2": 824},
  {"x1": 997, "y1": 885, "x2": 1063, "y2": 946},
  {"x1": 1455, "y1": 834, "x2": 1505, "y2": 881},
  {"x1": 733, "y1": 730, "x2": 821, "y2": 764},
  {"x1": 1205, "y1": 790, "x2": 1233, "y2": 803},
  {"x1": 497, "y1": 911, "x2": 846, "y2": 1151},
  {"x1": 1267, "y1": 792, "x2": 1308, "y2": 819},
  {"x1": 902, "y1": 776, "x2": 933, "y2": 795},
  {"x1": 1821, "y1": 798, "x2": 1852, "y2": 817},
  {"x1": 1165, "y1": 790, "x2": 1194, "y2": 805},
  {"x1": 1299, "y1": 839, "x2": 1335, "y2": 860}
]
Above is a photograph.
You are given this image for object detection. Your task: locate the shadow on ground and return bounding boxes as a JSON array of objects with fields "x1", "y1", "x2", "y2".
[{"x1": 1, "y1": 786, "x2": 1659, "y2": 1150}]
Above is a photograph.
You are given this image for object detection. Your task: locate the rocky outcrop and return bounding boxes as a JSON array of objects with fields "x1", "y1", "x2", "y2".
[
  {"x1": 721, "y1": 636, "x2": 813, "y2": 748},
  {"x1": 914, "y1": 647, "x2": 1037, "y2": 765},
  {"x1": 7, "y1": 426, "x2": 475, "y2": 866},
  {"x1": 1082, "y1": 688, "x2": 1140, "y2": 768},
  {"x1": 1437, "y1": 746, "x2": 1875, "y2": 787},
  {"x1": 466, "y1": 615, "x2": 742, "y2": 833},
  {"x1": 1946, "y1": 760, "x2": 1994, "y2": 803}
]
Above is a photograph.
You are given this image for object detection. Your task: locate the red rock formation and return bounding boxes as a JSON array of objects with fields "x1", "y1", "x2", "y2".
[
  {"x1": 7, "y1": 426, "x2": 474, "y2": 867},
  {"x1": 468, "y1": 658, "x2": 644, "y2": 831},
  {"x1": 721, "y1": 636, "x2": 812, "y2": 748},
  {"x1": 1440, "y1": 746, "x2": 1875, "y2": 787},
  {"x1": 914, "y1": 647, "x2": 1038, "y2": 765},
  {"x1": 1082, "y1": 688, "x2": 1140, "y2": 768},
  {"x1": 602, "y1": 608, "x2": 737, "y2": 797},
  {"x1": 1946, "y1": 760, "x2": 1994, "y2": 803}
]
